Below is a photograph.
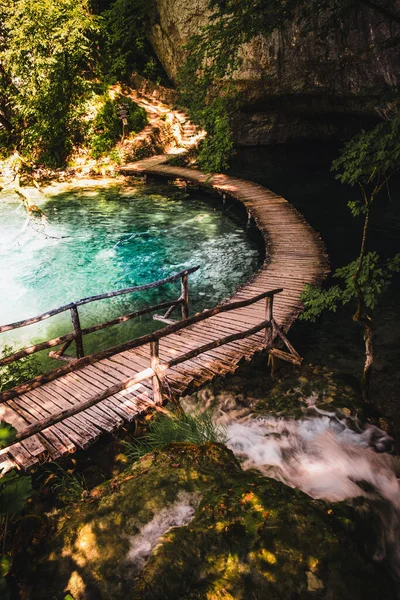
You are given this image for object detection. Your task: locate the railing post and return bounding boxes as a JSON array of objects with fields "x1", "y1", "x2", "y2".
[
  {"x1": 181, "y1": 274, "x2": 189, "y2": 320},
  {"x1": 70, "y1": 304, "x2": 84, "y2": 358},
  {"x1": 150, "y1": 340, "x2": 163, "y2": 404},
  {"x1": 265, "y1": 295, "x2": 273, "y2": 348}
]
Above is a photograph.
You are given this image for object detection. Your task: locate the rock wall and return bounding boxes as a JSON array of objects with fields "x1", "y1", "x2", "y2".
[{"x1": 148, "y1": 0, "x2": 400, "y2": 144}]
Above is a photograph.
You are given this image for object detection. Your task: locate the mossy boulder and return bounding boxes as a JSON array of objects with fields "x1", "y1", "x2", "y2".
[
  {"x1": 254, "y1": 364, "x2": 365, "y2": 417},
  {"x1": 26, "y1": 443, "x2": 393, "y2": 599}
]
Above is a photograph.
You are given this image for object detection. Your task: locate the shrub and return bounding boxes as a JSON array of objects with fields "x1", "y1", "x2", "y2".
[
  {"x1": 88, "y1": 93, "x2": 147, "y2": 159},
  {"x1": 0, "y1": 345, "x2": 39, "y2": 392}
]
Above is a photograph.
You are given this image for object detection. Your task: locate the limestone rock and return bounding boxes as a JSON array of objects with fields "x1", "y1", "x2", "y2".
[{"x1": 149, "y1": 0, "x2": 400, "y2": 143}]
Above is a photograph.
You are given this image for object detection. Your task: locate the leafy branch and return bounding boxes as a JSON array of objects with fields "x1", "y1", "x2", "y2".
[{"x1": 301, "y1": 114, "x2": 400, "y2": 400}]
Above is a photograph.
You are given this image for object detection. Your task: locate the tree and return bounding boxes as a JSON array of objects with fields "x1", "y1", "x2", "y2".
[
  {"x1": 102, "y1": 0, "x2": 166, "y2": 83},
  {"x1": 301, "y1": 114, "x2": 400, "y2": 401},
  {"x1": 0, "y1": 0, "x2": 100, "y2": 166}
]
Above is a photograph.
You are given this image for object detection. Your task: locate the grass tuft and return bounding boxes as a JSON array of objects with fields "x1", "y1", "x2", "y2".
[{"x1": 125, "y1": 411, "x2": 226, "y2": 462}]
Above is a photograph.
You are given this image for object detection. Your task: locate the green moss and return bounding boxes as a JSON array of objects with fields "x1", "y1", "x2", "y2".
[
  {"x1": 254, "y1": 364, "x2": 365, "y2": 419},
  {"x1": 23, "y1": 443, "x2": 394, "y2": 599}
]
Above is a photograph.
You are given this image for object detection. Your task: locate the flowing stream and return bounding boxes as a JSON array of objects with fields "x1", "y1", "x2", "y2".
[{"x1": 182, "y1": 392, "x2": 400, "y2": 585}]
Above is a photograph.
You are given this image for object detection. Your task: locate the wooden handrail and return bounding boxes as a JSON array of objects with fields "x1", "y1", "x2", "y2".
[
  {"x1": 0, "y1": 266, "x2": 200, "y2": 333},
  {"x1": 80, "y1": 299, "x2": 182, "y2": 337},
  {"x1": 0, "y1": 299, "x2": 182, "y2": 368},
  {"x1": 0, "y1": 267, "x2": 199, "y2": 369},
  {"x1": 0, "y1": 316, "x2": 273, "y2": 451},
  {"x1": 165, "y1": 319, "x2": 271, "y2": 368},
  {"x1": 0, "y1": 333, "x2": 76, "y2": 367},
  {"x1": 0, "y1": 288, "x2": 283, "y2": 401}
]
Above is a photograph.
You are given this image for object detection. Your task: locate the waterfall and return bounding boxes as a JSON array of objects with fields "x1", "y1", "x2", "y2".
[{"x1": 183, "y1": 393, "x2": 400, "y2": 582}]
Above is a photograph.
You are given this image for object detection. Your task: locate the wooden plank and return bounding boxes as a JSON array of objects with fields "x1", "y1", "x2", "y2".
[
  {"x1": 10, "y1": 396, "x2": 72, "y2": 458},
  {"x1": 50, "y1": 375, "x2": 122, "y2": 432},
  {"x1": 0, "y1": 403, "x2": 46, "y2": 458},
  {"x1": 29, "y1": 384, "x2": 104, "y2": 441},
  {"x1": 29, "y1": 383, "x2": 101, "y2": 434},
  {"x1": 83, "y1": 365, "x2": 139, "y2": 420}
]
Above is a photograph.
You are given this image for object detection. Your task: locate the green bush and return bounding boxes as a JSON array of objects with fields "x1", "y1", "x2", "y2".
[
  {"x1": 0, "y1": 345, "x2": 39, "y2": 392},
  {"x1": 88, "y1": 93, "x2": 147, "y2": 159},
  {"x1": 196, "y1": 101, "x2": 234, "y2": 172}
]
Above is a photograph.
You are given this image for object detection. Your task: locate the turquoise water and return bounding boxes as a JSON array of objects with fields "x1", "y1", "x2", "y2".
[{"x1": 0, "y1": 183, "x2": 261, "y2": 366}]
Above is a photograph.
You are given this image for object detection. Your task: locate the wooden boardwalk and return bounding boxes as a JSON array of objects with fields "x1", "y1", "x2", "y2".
[{"x1": 0, "y1": 101, "x2": 328, "y2": 473}]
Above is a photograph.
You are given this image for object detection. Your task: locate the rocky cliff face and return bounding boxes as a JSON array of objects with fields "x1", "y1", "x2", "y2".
[{"x1": 148, "y1": 0, "x2": 400, "y2": 144}]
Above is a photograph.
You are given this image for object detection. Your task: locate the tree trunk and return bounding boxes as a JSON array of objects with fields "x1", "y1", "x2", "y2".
[
  {"x1": 361, "y1": 314, "x2": 374, "y2": 403},
  {"x1": 353, "y1": 197, "x2": 374, "y2": 401}
]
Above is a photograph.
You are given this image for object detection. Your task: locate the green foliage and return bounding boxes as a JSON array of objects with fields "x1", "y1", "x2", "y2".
[
  {"x1": 0, "y1": 345, "x2": 39, "y2": 392},
  {"x1": 125, "y1": 411, "x2": 227, "y2": 461},
  {"x1": 88, "y1": 93, "x2": 147, "y2": 158},
  {"x1": 0, "y1": 422, "x2": 32, "y2": 517},
  {"x1": 0, "y1": 458, "x2": 32, "y2": 597},
  {"x1": 332, "y1": 114, "x2": 400, "y2": 200},
  {"x1": 39, "y1": 464, "x2": 87, "y2": 505},
  {"x1": 102, "y1": 0, "x2": 166, "y2": 82},
  {"x1": 301, "y1": 252, "x2": 400, "y2": 321},
  {"x1": 0, "y1": 555, "x2": 11, "y2": 599},
  {"x1": 0, "y1": 420, "x2": 32, "y2": 597},
  {"x1": 195, "y1": 102, "x2": 235, "y2": 172},
  {"x1": 0, "y1": 423, "x2": 17, "y2": 450},
  {"x1": 0, "y1": 470, "x2": 32, "y2": 516},
  {"x1": 0, "y1": 0, "x2": 101, "y2": 166}
]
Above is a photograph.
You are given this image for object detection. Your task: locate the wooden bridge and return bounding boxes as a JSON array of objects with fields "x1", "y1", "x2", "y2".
[{"x1": 0, "y1": 97, "x2": 329, "y2": 472}]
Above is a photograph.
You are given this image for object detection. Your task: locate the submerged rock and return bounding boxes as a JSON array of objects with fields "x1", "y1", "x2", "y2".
[{"x1": 25, "y1": 443, "x2": 394, "y2": 599}]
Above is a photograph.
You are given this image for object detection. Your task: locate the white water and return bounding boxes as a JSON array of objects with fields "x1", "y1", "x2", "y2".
[
  {"x1": 226, "y1": 415, "x2": 398, "y2": 502},
  {"x1": 182, "y1": 393, "x2": 400, "y2": 580},
  {"x1": 127, "y1": 491, "x2": 200, "y2": 571}
]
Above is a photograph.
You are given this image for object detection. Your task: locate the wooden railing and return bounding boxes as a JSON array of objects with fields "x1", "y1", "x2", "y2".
[
  {"x1": 0, "y1": 288, "x2": 305, "y2": 454},
  {"x1": 0, "y1": 266, "x2": 199, "y2": 368}
]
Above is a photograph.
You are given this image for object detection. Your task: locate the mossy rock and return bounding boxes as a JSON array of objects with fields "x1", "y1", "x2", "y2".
[
  {"x1": 187, "y1": 358, "x2": 367, "y2": 423},
  {"x1": 25, "y1": 444, "x2": 393, "y2": 599},
  {"x1": 254, "y1": 364, "x2": 365, "y2": 419}
]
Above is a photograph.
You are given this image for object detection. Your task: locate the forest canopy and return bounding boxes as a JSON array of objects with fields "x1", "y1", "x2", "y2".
[
  {"x1": 0, "y1": 0, "x2": 163, "y2": 167},
  {"x1": 0, "y1": 0, "x2": 399, "y2": 168}
]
